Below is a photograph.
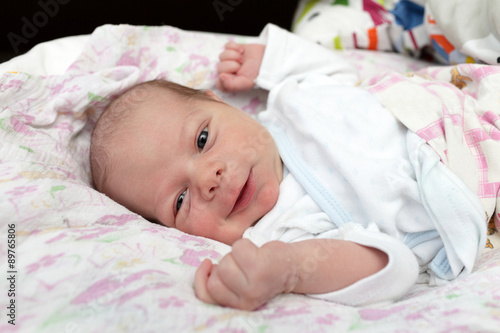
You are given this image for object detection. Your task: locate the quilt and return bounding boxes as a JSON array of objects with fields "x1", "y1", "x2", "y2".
[{"x1": 362, "y1": 64, "x2": 500, "y2": 249}]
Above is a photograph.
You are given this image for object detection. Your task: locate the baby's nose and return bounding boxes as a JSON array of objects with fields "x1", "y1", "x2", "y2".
[{"x1": 196, "y1": 161, "x2": 224, "y2": 201}]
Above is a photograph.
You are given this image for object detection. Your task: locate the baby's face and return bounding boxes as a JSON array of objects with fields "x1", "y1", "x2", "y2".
[{"x1": 108, "y1": 91, "x2": 283, "y2": 245}]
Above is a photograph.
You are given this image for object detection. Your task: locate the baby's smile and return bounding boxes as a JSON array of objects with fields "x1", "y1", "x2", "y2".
[{"x1": 230, "y1": 169, "x2": 256, "y2": 216}]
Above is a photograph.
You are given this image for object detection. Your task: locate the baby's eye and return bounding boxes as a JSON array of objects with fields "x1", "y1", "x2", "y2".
[
  {"x1": 176, "y1": 189, "x2": 186, "y2": 212},
  {"x1": 197, "y1": 127, "x2": 208, "y2": 151}
]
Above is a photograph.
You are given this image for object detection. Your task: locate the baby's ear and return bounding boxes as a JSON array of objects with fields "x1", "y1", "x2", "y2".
[{"x1": 204, "y1": 90, "x2": 223, "y2": 102}]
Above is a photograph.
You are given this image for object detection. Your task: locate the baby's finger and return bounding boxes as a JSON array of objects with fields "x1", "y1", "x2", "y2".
[
  {"x1": 218, "y1": 73, "x2": 254, "y2": 92},
  {"x1": 194, "y1": 259, "x2": 217, "y2": 305},
  {"x1": 206, "y1": 263, "x2": 244, "y2": 309},
  {"x1": 217, "y1": 60, "x2": 241, "y2": 75},
  {"x1": 230, "y1": 238, "x2": 260, "y2": 270},
  {"x1": 215, "y1": 252, "x2": 249, "y2": 291},
  {"x1": 219, "y1": 49, "x2": 243, "y2": 63},
  {"x1": 224, "y1": 41, "x2": 244, "y2": 53}
]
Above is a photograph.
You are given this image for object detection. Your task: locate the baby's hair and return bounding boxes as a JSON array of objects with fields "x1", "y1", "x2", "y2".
[{"x1": 90, "y1": 79, "x2": 215, "y2": 194}]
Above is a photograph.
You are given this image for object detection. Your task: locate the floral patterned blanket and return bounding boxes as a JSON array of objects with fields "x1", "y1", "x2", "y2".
[{"x1": 1, "y1": 24, "x2": 499, "y2": 332}]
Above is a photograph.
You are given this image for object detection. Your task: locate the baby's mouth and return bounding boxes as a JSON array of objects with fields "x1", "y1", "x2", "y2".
[{"x1": 230, "y1": 169, "x2": 256, "y2": 216}]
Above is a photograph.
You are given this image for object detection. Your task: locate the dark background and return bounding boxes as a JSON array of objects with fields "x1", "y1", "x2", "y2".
[{"x1": 1, "y1": 0, "x2": 299, "y2": 62}]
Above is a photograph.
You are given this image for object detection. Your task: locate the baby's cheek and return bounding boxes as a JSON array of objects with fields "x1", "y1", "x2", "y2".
[
  {"x1": 184, "y1": 210, "x2": 218, "y2": 237},
  {"x1": 257, "y1": 182, "x2": 280, "y2": 216}
]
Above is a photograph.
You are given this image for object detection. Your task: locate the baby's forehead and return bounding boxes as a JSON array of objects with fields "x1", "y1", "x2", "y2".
[
  {"x1": 124, "y1": 96, "x2": 197, "y2": 137},
  {"x1": 115, "y1": 85, "x2": 153, "y2": 110}
]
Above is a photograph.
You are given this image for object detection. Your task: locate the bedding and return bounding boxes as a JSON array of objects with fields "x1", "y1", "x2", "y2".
[{"x1": 1, "y1": 23, "x2": 500, "y2": 333}]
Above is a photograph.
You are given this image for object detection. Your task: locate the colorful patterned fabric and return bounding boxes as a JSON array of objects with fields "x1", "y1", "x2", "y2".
[{"x1": 293, "y1": 0, "x2": 500, "y2": 65}]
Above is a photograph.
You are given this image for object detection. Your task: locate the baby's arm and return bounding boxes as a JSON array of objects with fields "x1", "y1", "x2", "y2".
[
  {"x1": 194, "y1": 238, "x2": 388, "y2": 311},
  {"x1": 216, "y1": 41, "x2": 265, "y2": 92}
]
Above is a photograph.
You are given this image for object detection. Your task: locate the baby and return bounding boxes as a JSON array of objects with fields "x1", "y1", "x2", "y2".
[{"x1": 90, "y1": 25, "x2": 485, "y2": 310}]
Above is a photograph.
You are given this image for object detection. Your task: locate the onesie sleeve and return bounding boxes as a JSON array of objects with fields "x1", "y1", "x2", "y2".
[
  {"x1": 254, "y1": 24, "x2": 358, "y2": 91},
  {"x1": 308, "y1": 223, "x2": 419, "y2": 306}
]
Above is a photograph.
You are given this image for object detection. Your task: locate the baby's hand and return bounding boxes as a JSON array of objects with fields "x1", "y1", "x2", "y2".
[
  {"x1": 194, "y1": 239, "x2": 295, "y2": 311},
  {"x1": 216, "y1": 42, "x2": 265, "y2": 92}
]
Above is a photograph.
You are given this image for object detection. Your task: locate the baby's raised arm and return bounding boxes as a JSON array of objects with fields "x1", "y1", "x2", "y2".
[{"x1": 216, "y1": 42, "x2": 265, "y2": 92}]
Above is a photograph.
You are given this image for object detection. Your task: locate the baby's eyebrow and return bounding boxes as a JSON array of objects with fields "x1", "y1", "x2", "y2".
[
  {"x1": 176, "y1": 109, "x2": 199, "y2": 147},
  {"x1": 179, "y1": 115, "x2": 191, "y2": 140}
]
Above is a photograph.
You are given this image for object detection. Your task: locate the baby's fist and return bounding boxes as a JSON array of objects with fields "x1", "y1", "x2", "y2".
[{"x1": 216, "y1": 42, "x2": 265, "y2": 92}]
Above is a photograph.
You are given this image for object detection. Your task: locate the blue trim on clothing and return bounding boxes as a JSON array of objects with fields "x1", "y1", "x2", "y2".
[
  {"x1": 403, "y1": 230, "x2": 439, "y2": 249},
  {"x1": 268, "y1": 123, "x2": 352, "y2": 227},
  {"x1": 430, "y1": 247, "x2": 453, "y2": 280}
]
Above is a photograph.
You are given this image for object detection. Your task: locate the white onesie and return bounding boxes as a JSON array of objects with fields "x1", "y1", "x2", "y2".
[{"x1": 242, "y1": 24, "x2": 486, "y2": 306}]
